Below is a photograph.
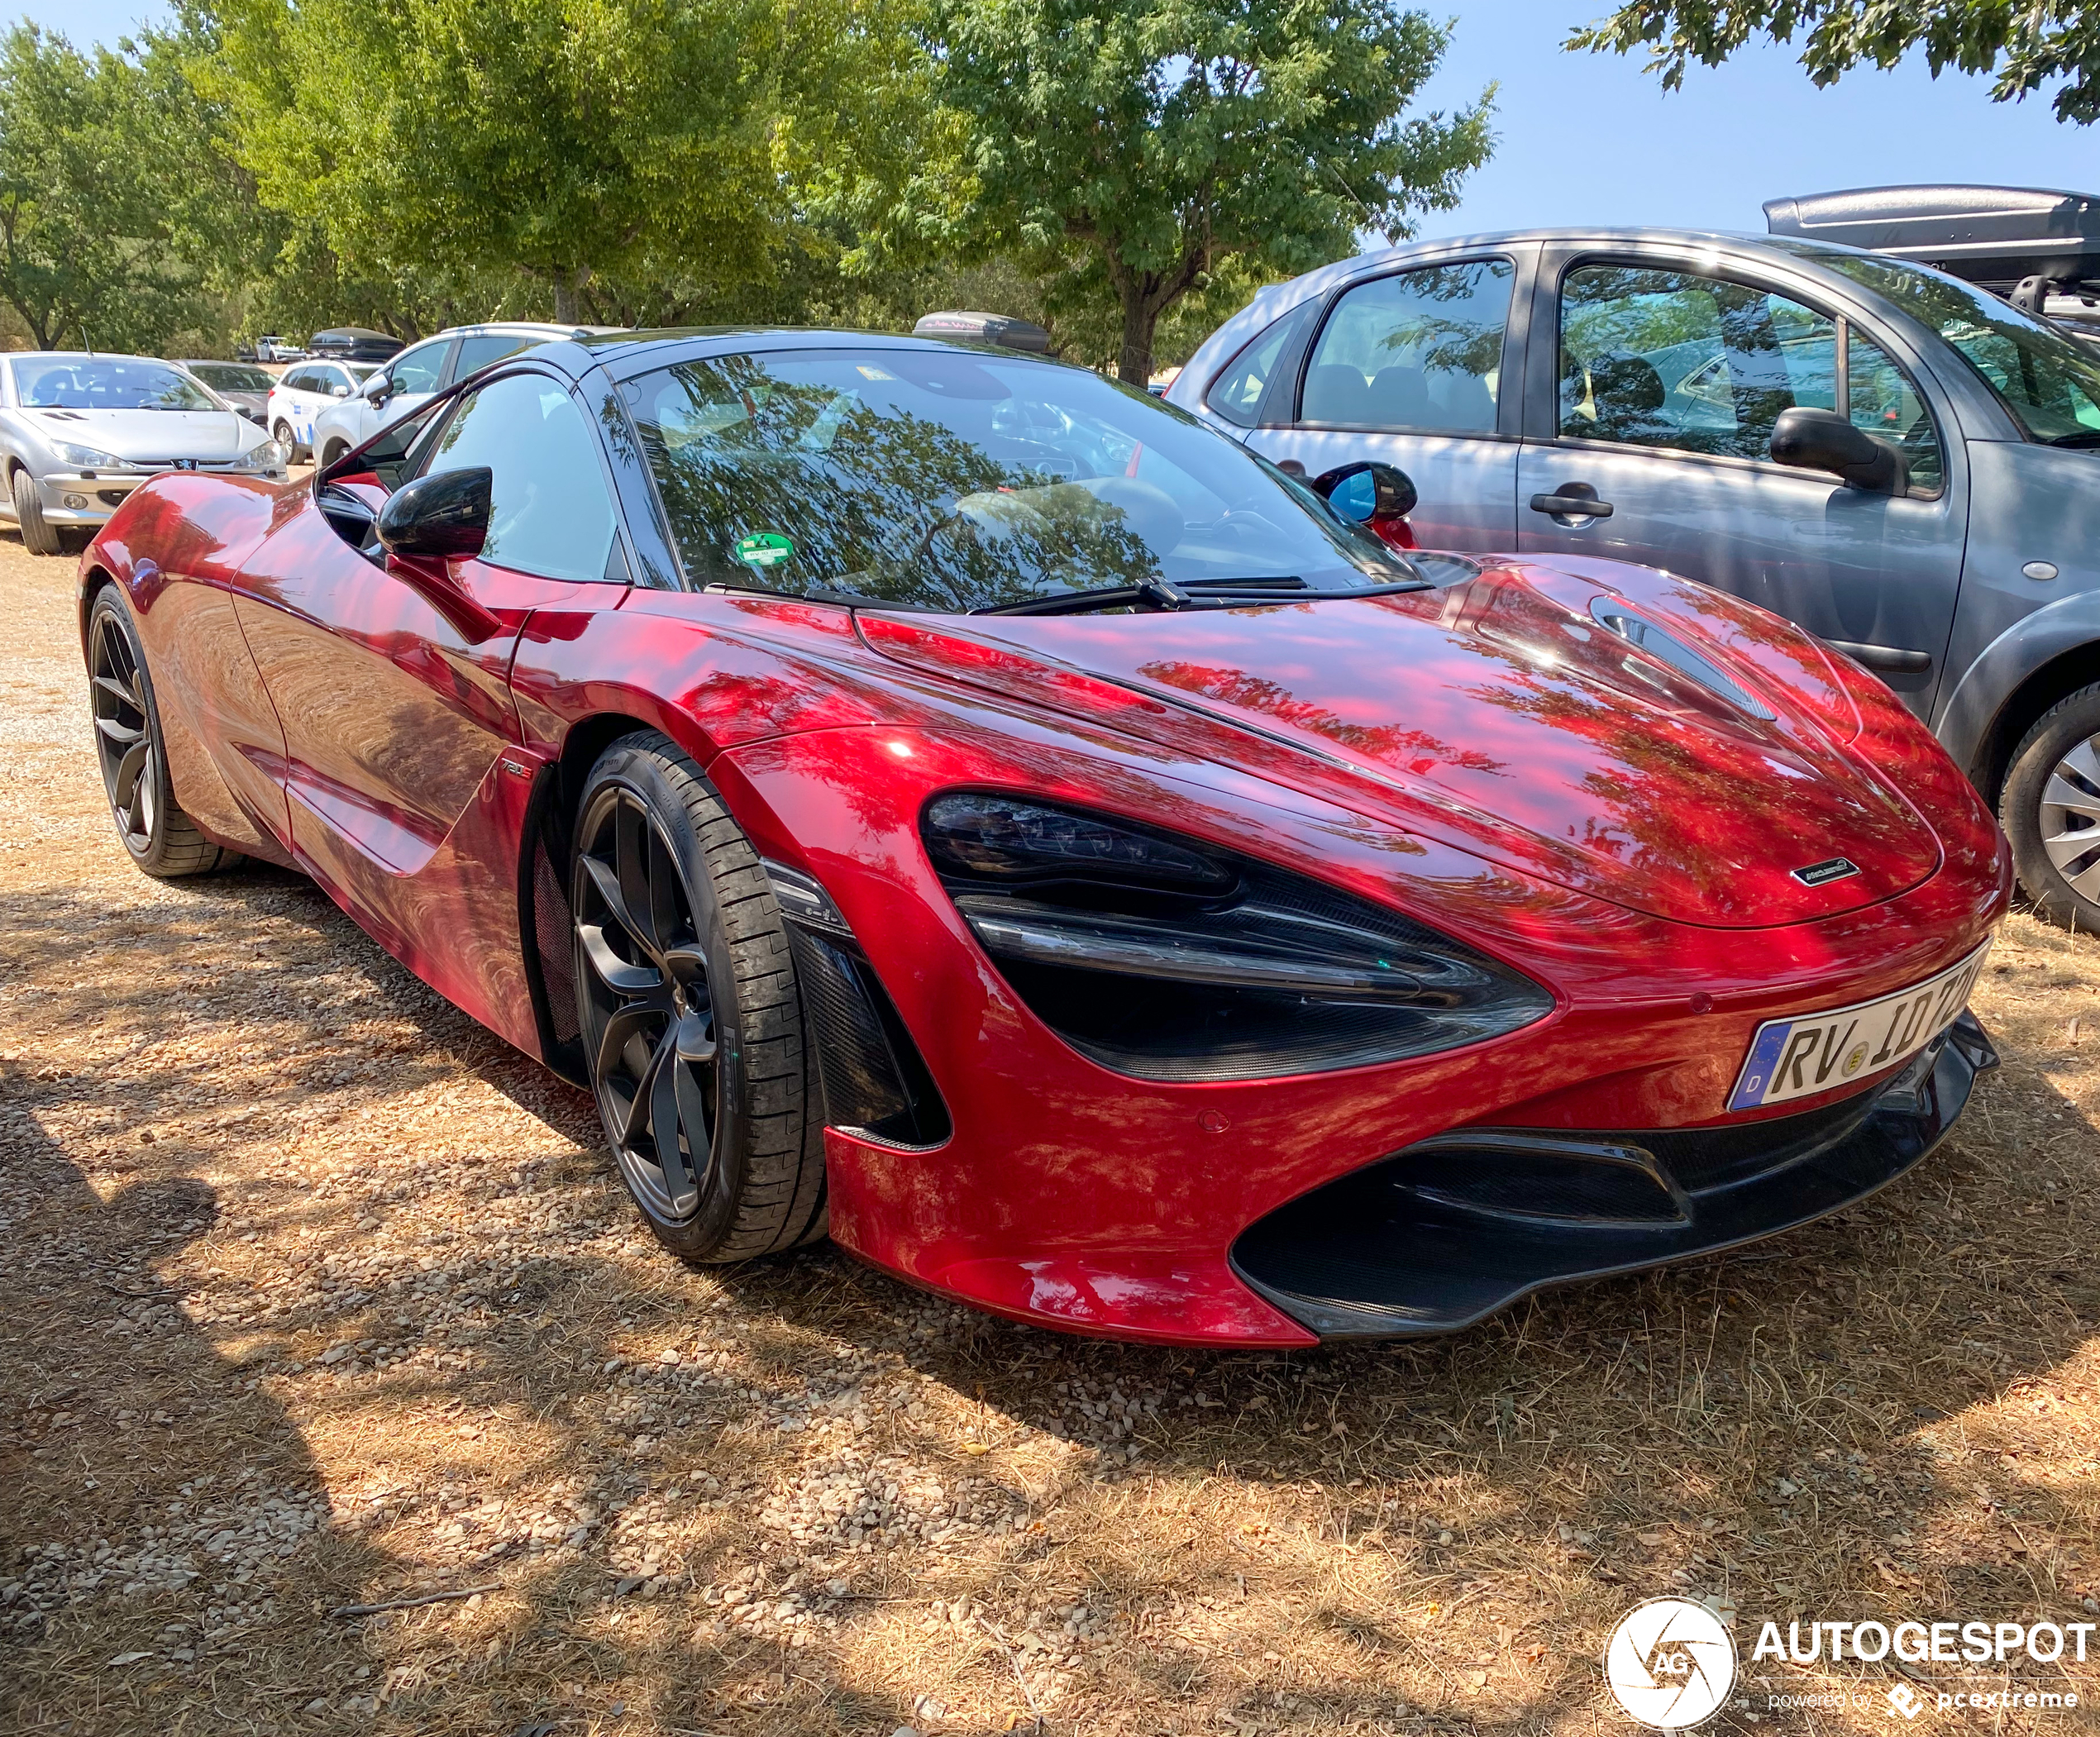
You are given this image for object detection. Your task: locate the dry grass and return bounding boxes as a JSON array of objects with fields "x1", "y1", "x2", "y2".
[{"x1": 2, "y1": 534, "x2": 2098, "y2": 1737}]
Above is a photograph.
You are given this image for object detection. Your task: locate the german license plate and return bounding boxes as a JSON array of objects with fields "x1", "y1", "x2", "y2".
[{"x1": 1728, "y1": 941, "x2": 1992, "y2": 1112}]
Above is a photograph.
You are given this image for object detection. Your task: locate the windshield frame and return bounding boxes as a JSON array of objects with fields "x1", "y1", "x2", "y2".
[
  {"x1": 612, "y1": 337, "x2": 1425, "y2": 611},
  {"x1": 1769, "y1": 239, "x2": 2100, "y2": 446}
]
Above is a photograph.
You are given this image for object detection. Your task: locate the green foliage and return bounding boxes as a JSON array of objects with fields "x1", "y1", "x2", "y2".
[
  {"x1": 901, "y1": 0, "x2": 1494, "y2": 380},
  {"x1": 1571, "y1": 0, "x2": 2100, "y2": 126}
]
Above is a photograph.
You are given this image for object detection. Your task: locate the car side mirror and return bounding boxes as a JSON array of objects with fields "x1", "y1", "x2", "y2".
[
  {"x1": 1771, "y1": 407, "x2": 1908, "y2": 495},
  {"x1": 1311, "y1": 460, "x2": 1419, "y2": 549},
  {"x1": 377, "y1": 466, "x2": 489, "y2": 561},
  {"x1": 363, "y1": 374, "x2": 393, "y2": 403}
]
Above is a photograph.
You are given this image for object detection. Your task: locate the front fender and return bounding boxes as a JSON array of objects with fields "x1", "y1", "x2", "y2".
[{"x1": 1933, "y1": 583, "x2": 2100, "y2": 779}]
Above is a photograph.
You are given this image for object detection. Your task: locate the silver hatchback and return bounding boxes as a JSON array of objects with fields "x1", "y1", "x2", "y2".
[
  {"x1": 0, "y1": 353, "x2": 287, "y2": 554},
  {"x1": 1170, "y1": 227, "x2": 2100, "y2": 928}
]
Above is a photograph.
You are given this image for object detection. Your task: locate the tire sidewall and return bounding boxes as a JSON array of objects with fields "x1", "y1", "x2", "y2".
[
  {"x1": 88, "y1": 588, "x2": 184, "y2": 875},
  {"x1": 13, "y1": 466, "x2": 57, "y2": 556},
  {"x1": 2002, "y1": 684, "x2": 2100, "y2": 930},
  {"x1": 572, "y1": 742, "x2": 758, "y2": 1260}
]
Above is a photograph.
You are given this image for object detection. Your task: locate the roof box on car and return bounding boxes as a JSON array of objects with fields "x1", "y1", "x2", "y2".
[
  {"x1": 308, "y1": 326, "x2": 407, "y2": 362},
  {"x1": 912, "y1": 310, "x2": 1052, "y2": 352},
  {"x1": 1765, "y1": 184, "x2": 2100, "y2": 294}
]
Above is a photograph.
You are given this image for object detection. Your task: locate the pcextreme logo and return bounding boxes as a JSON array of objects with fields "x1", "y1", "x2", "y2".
[{"x1": 1604, "y1": 1598, "x2": 1739, "y2": 1729}]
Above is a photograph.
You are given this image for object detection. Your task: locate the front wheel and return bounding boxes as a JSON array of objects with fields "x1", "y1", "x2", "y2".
[
  {"x1": 87, "y1": 589, "x2": 236, "y2": 876},
  {"x1": 12, "y1": 467, "x2": 60, "y2": 555},
  {"x1": 570, "y1": 731, "x2": 824, "y2": 1262},
  {"x1": 2002, "y1": 681, "x2": 2100, "y2": 930}
]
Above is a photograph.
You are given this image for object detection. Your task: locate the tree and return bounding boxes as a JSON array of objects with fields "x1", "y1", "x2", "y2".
[
  {"x1": 0, "y1": 25, "x2": 215, "y2": 350},
  {"x1": 900, "y1": 0, "x2": 1493, "y2": 384},
  {"x1": 1570, "y1": 1, "x2": 2100, "y2": 126},
  {"x1": 199, "y1": 0, "x2": 934, "y2": 327}
]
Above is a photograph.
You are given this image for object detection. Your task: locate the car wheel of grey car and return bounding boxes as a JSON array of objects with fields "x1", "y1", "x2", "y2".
[
  {"x1": 570, "y1": 730, "x2": 825, "y2": 1263},
  {"x1": 87, "y1": 589, "x2": 236, "y2": 877},
  {"x1": 320, "y1": 440, "x2": 349, "y2": 470},
  {"x1": 2002, "y1": 682, "x2": 2100, "y2": 931},
  {"x1": 12, "y1": 466, "x2": 60, "y2": 556}
]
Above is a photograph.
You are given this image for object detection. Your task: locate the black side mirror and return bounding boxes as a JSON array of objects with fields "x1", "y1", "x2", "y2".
[
  {"x1": 377, "y1": 466, "x2": 490, "y2": 560},
  {"x1": 1771, "y1": 407, "x2": 1908, "y2": 495},
  {"x1": 1311, "y1": 460, "x2": 1419, "y2": 523}
]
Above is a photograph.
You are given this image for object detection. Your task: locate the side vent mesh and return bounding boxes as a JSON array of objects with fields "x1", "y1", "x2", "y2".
[{"x1": 786, "y1": 926, "x2": 950, "y2": 1148}]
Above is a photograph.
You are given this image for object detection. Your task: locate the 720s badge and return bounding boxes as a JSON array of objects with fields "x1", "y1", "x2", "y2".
[{"x1": 1729, "y1": 942, "x2": 1993, "y2": 1112}]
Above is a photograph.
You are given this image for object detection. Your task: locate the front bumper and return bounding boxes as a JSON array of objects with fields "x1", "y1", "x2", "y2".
[
  {"x1": 16, "y1": 465, "x2": 284, "y2": 525},
  {"x1": 1232, "y1": 1012, "x2": 1998, "y2": 1339}
]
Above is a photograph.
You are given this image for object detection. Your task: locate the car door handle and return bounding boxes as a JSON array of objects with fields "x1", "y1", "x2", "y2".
[
  {"x1": 1823, "y1": 638, "x2": 1932, "y2": 675},
  {"x1": 1530, "y1": 485, "x2": 1613, "y2": 519}
]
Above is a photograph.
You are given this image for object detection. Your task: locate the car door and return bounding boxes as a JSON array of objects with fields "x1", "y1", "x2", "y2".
[
  {"x1": 1242, "y1": 251, "x2": 1527, "y2": 551},
  {"x1": 1516, "y1": 249, "x2": 1968, "y2": 717},
  {"x1": 231, "y1": 367, "x2": 631, "y2": 1043}
]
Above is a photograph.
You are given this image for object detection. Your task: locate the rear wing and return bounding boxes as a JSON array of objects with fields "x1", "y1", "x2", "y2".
[{"x1": 1765, "y1": 184, "x2": 2100, "y2": 310}]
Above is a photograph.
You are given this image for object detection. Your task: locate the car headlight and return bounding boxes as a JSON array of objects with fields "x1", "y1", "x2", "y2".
[
  {"x1": 50, "y1": 440, "x2": 120, "y2": 469},
  {"x1": 922, "y1": 793, "x2": 1553, "y2": 1081},
  {"x1": 232, "y1": 441, "x2": 290, "y2": 474}
]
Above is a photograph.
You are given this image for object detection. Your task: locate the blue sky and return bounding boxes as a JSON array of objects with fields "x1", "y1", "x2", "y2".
[{"x1": 12, "y1": 0, "x2": 2095, "y2": 244}]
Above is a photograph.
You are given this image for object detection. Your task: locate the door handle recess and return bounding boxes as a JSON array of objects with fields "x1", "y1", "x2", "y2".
[{"x1": 1530, "y1": 484, "x2": 1613, "y2": 519}]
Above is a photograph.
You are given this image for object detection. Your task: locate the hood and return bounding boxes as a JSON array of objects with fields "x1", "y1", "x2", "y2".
[
  {"x1": 867, "y1": 561, "x2": 1944, "y2": 929},
  {"x1": 26, "y1": 408, "x2": 260, "y2": 461}
]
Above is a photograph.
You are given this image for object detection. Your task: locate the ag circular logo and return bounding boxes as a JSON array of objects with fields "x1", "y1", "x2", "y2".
[{"x1": 1604, "y1": 1597, "x2": 1737, "y2": 1728}]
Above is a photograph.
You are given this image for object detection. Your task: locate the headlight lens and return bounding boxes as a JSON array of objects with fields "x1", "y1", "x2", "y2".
[
  {"x1": 233, "y1": 441, "x2": 290, "y2": 474},
  {"x1": 50, "y1": 440, "x2": 119, "y2": 469},
  {"x1": 923, "y1": 794, "x2": 1553, "y2": 1081}
]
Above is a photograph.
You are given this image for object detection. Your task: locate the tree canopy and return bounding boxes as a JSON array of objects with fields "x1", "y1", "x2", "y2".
[
  {"x1": 907, "y1": 0, "x2": 1494, "y2": 382},
  {"x1": 1571, "y1": 0, "x2": 2100, "y2": 126}
]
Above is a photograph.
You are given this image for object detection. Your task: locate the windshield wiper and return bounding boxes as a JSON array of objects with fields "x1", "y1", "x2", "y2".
[
  {"x1": 972, "y1": 573, "x2": 1429, "y2": 617},
  {"x1": 2047, "y1": 429, "x2": 2100, "y2": 448}
]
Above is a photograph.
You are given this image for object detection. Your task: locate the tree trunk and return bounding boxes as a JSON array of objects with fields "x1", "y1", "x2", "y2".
[
  {"x1": 552, "y1": 266, "x2": 591, "y2": 325},
  {"x1": 1117, "y1": 291, "x2": 1159, "y2": 386}
]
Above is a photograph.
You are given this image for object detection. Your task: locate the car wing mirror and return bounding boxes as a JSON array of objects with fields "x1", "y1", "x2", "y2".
[
  {"x1": 363, "y1": 373, "x2": 393, "y2": 403},
  {"x1": 1771, "y1": 407, "x2": 1908, "y2": 495},
  {"x1": 375, "y1": 466, "x2": 500, "y2": 640},
  {"x1": 1312, "y1": 460, "x2": 1419, "y2": 550}
]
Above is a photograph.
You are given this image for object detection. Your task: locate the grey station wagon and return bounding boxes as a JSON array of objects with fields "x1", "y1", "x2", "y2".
[{"x1": 1167, "y1": 228, "x2": 2100, "y2": 929}]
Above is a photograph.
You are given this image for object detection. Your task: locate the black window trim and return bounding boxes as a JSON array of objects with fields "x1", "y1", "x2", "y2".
[
  {"x1": 1290, "y1": 248, "x2": 1530, "y2": 442},
  {"x1": 1535, "y1": 245, "x2": 1951, "y2": 499}
]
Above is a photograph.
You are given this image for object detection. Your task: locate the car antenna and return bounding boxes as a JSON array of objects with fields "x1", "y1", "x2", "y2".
[{"x1": 82, "y1": 324, "x2": 93, "y2": 356}]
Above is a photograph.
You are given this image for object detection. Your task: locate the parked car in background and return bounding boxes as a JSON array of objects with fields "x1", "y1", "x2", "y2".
[
  {"x1": 252, "y1": 336, "x2": 306, "y2": 363},
  {"x1": 179, "y1": 360, "x2": 274, "y2": 425},
  {"x1": 308, "y1": 322, "x2": 609, "y2": 467},
  {"x1": 1169, "y1": 225, "x2": 2100, "y2": 929},
  {"x1": 0, "y1": 352, "x2": 284, "y2": 554},
  {"x1": 266, "y1": 359, "x2": 382, "y2": 460},
  {"x1": 308, "y1": 325, "x2": 406, "y2": 364}
]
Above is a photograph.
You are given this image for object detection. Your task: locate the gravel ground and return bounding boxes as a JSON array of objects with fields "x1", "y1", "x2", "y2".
[{"x1": 3, "y1": 532, "x2": 2099, "y2": 1736}]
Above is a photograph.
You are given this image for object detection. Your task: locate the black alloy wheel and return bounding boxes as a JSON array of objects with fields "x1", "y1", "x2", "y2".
[
  {"x1": 570, "y1": 731, "x2": 824, "y2": 1261},
  {"x1": 2003, "y1": 680, "x2": 2100, "y2": 932},
  {"x1": 86, "y1": 589, "x2": 234, "y2": 876}
]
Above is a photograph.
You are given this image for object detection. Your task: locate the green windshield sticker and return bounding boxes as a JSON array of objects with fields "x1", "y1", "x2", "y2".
[{"x1": 734, "y1": 531, "x2": 795, "y2": 570}]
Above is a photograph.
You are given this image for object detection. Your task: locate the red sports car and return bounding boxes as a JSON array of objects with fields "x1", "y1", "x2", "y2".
[{"x1": 79, "y1": 331, "x2": 2010, "y2": 1347}]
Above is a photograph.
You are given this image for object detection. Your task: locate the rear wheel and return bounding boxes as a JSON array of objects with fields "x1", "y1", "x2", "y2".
[
  {"x1": 272, "y1": 418, "x2": 304, "y2": 462},
  {"x1": 570, "y1": 731, "x2": 824, "y2": 1262},
  {"x1": 87, "y1": 589, "x2": 236, "y2": 876},
  {"x1": 2002, "y1": 681, "x2": 2100, "y2": 931},
  {"x1": 12, "y1": 466, "x2": 60, "y2": 556}
]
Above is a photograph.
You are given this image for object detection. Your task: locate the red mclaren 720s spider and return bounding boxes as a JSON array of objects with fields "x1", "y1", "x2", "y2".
[{"x1": 77, "y1": 330, "x2": 2011, "y2": 1348}]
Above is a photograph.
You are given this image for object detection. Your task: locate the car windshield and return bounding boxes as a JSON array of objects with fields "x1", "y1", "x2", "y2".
[
  {"x1": 1774, "y1": 242, "x2": 2100, "y2": 444},
  {"x1": 14, "y1": 357, "x2": 218, "y2": 412},
  {"x1": 621, "y1": 347, "x2": 1420, "y2": 610},
  {"x1": 189, "y1": 363, "x2": 273, "y2": 392}
]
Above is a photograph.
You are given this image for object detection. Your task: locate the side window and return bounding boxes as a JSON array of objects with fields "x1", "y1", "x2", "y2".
[
  {"x1": 1204, "y1": 302, "x2": 1313, "y2": 428},
  {"x1": 1299, "y1": 258, "x2": 1513, "y2": 433},
  {"x1": 455, "y1": 333, "x2": 537, "y2": 379},
  {"x1": 1558, "y1": 265, "x2": 1838, "y2": 460},
  {"x1": 389, "y1": 341, "x2": 449, "y2": 396},
  {"x1": 1847, "y1": 330, "x2": 1945, "y2": 496},
  {"x1": 281, "y1": 367, "x2": 316, "y2": 394},
  {"x1": 422, "y1": 373, "x2": 620, "y2": 583}
]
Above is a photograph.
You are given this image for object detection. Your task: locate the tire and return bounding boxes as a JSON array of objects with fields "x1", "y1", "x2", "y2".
[
  {"x1": 2001, "y1": 681, "x2": 2100, "y2": 931},
  {"x1": 570, "y1": 730, "x2": 824, "y2": 1262},
  {"x1": 273, "y1": 418, "x2": 304, "y2": 463},
  {"x1": 12, "y1": 466, "x2": 60, "y2": 556},
  {"x1": 86, "y1": 588, "x2": 237, "y2": 877},
  {"x1": 320, "y1": 440, "x2": 348, "y2": 470}
]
